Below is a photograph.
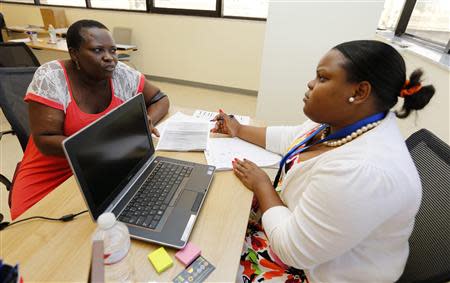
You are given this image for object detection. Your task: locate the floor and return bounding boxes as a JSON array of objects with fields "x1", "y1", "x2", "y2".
[{"x1": 0, "y1": 81, "x2": 257, "y2": 221}]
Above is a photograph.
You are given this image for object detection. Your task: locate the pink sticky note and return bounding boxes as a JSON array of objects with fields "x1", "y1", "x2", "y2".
[{"x1": 175, "y1": 242, "x2": 201, "y2": 266}]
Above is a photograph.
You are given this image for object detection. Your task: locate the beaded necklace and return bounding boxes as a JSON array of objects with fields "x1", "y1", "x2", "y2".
[{"x1": 321, "y1": 120, "x2": 383, "y2": 147}]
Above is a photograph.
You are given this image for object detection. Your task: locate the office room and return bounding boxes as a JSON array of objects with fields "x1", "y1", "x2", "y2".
[{"x1": 0, "y1": 0, "x2": 449, "y2": 282}]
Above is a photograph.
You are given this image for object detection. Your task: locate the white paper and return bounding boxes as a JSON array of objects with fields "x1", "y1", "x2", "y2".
[
  {"x1": 8, "y1": 38, "x2": 31, "y2": 43},
  {"x1": 54, "y1": 28, "x2": 68, "y2": 34},
  {"x1": 193, "y1": 109, "x2": 250, "y2": 127},
  {"x1": 116, "y1": 43, "x2": 137, "y2": 50},
  {"x1": 155, "y1": 112, "x2": 204, "y2": 135},
  {"x1": 204, "y1": 137, "x2": 281, "y2": 171},
  {"x1": 156, "y1": 121, "x2": 209, "y2": 151}
]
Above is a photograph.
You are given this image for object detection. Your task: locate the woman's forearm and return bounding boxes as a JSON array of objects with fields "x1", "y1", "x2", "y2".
[
  {"x1": 236, "y1": 125, "x2": 267, "y2": 148},
  {"x1": 33, "y1": 135, "x2": 67, "y2": 157},
  {"x1": 147, "y1": 96, "x2": 170, "y2": 124},
  {"x1": 254, "y1": 182, "x2": 285, "y2": 213}
]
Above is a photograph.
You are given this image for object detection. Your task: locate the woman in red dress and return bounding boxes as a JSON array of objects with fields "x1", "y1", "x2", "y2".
[{"x1": 10, "y1": 20, "x2": 169, "y2": 220}]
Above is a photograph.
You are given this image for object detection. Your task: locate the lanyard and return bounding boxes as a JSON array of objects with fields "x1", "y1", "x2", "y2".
[{"x1": 273, "y1": 112, "x2": 386, "y2": 187}]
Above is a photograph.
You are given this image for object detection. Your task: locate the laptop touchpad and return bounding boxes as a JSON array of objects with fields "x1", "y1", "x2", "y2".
[{"x1": 185, "y1": 166, "x2": 213, "y2": 192}]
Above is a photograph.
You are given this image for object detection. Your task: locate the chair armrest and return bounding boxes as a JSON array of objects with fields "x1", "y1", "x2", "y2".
[
  {"x1": 0, "y1": 130, "x2": 15, "y2": 141},
  {"x1": 0, "y1": 173, "x2": 12, "y2": 191}
]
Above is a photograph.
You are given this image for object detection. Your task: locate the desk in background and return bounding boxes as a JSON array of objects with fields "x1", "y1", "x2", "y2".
[
  {"x1": 7, "y1": 25, "x2": 67, "y2": 37},
  {"x1": 8, "y1": 37, "x2": 137, "y2": 55},
  {"x1": 0, "y1": 107, "x2": 256, "y2": 281}
]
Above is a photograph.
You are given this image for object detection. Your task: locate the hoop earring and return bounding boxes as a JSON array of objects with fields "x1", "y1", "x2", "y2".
[{"x1": 348, "y1": 97, "x2": 355, "y2": 103}]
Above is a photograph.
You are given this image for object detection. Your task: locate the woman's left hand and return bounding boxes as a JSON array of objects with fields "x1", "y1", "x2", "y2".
[
  {"x1": 147, "y1": 115, "x2": 160, "y2": 137},
  {"x1": 232, "y1": 158, "x2": 272, "y2": 192}
]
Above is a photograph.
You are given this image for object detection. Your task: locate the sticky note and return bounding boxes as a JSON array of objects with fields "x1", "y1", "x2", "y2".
[
  {"x1": 175, "y1": 242, "x2": 201, "y2": 266},
  {"x1": 148, "y1": 247, "x2": 173, "y2": 273}
]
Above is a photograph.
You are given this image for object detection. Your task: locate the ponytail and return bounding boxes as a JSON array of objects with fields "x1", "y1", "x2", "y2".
[{"x1": 396, "y1": 69, "x2": 435, "y2": 119}]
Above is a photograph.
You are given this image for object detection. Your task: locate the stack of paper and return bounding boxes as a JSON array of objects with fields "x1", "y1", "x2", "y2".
[
  {"x1": 155, "y1": 112, "x2": 196, "y2": 134},
  {"x1": 155, "y1": 111, "x2": 280, "y2": 170},
  {"x1": 156, "y1": 120, "x2": 209, "y2": 151},
  {"x1": 204, "y1": 137, "x2": 281, "y2": 171}
]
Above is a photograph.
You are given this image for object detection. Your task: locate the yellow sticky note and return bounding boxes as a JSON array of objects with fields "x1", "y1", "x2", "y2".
[{"x1": 148, "y1": 247, "x2": 173, "y2": 273}]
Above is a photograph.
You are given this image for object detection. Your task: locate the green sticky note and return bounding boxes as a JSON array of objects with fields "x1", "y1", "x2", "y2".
[{"x1": 148, "y1": 247, "x2": 174, "y2": 273}]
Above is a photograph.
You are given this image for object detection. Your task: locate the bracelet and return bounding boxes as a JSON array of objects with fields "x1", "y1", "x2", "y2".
[{"x1": 149, "y1": 90, "x2": 167, "y2": 105}]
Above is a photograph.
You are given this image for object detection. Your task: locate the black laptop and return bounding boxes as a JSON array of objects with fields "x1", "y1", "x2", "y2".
[{"x1": 63, "y1": 94, "x2": 215, "y2": 248}]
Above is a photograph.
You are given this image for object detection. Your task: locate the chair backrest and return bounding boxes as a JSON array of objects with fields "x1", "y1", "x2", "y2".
[
  {"x1": 0, "y1": 12, "x2": 5, "y2": 29},
  {"x1": 0, "y1": 67, "x2": 37, "y2": 152},
  {"x1": 113, "y1": 27, "x2": 132, "y2": 45},
  {"x1": 40, "y1": 8, "x2": 68, "y2": 29},
  {"x1": 396, "y1": 129, "x2": 450, "y2": 283},
  {"x1": 0, "y1": 12, "x2": 6, "y2": 43},
  {"x1": 0, "y1": 42, "x2": 40, "y2": 67}
]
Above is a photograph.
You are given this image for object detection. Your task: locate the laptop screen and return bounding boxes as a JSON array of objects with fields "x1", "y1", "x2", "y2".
[{"x1": 63, "y1": 95, "x2": 154, "y2": 219}]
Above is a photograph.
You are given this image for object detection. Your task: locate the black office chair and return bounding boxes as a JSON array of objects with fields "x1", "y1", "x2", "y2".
[
  {"x1": 0, "y1": 67, "x2": 37, "y2": 206},
  {"x1": 0, "y1": 42, "x2": 40, "y2": 67},
  {"x1": 0, "y1": 12, "x2": 6, "y2": 43},
  {"x1": 396, "y1": 129, "x2": 450, "y2": 283}
]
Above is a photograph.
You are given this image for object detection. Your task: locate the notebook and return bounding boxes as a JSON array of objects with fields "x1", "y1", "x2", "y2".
[{"x1": 63, "y1": 94, "x2": 215, "y2": 249}]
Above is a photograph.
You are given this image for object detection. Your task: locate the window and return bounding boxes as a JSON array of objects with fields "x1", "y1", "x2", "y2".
[
  {"x1": 378, "y1": 0, "x2": 406, "y2": 30},
  {"x1": 2, "y1": 0, "x2": 34, "y2": 2},
  {"x1": 222, "y1": 0, "x2": 268, "y2": 18},
  {"x1": 1, "y1": 0, "x2": 270, "y2": 20},
  {"x1": 405, "y1": 0, "x2": 450, "y2": 46},
  {"x1": 90, "y1": 0, "x2": 146, "y2": 11},
  {"x1": 153, "y1": 0, "x2": 216, "y2": 11},
  {"x1": 39, "y1": 0, "x2": 85, "y2": 7},
  {"x1": 378, "y1": 0, "x2": 450, "y2": 53}
]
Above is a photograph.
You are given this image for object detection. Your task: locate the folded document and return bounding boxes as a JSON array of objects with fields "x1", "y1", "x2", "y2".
[
  {"x1": 156, "y1": 120, "x2": 209, "y2": 151},
  {"x1": 205, "y1": 137, "x2": 281, "y2": 170}
]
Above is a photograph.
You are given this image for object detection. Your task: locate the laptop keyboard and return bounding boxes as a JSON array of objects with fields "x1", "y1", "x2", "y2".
[{"x1": 119, "y1": 161, "x2": 193, "y2": 229}]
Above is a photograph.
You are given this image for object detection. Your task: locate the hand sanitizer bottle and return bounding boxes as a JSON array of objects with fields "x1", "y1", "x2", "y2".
[{"x1": 48, "y1": 24, "x2": 57, "y2": 44}]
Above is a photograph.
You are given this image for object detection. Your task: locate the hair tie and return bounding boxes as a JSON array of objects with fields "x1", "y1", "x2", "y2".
[{"x1": 400, "y1": 80, "x2": 422, "y2": 97}]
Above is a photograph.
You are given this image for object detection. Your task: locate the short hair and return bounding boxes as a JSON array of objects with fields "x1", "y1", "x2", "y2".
[
  {"x1": 333, "y1": 40, "x2": 435, "y2": 119},
  {"x1": 66, "y1": 19, "x2": 108, "y2": 50}
]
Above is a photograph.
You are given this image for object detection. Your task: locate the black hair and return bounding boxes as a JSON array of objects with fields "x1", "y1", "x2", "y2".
[
  {"x1": 66, "y1": 19, "x2": 108, "y2": 50},
  {"x1": 333, "y1": 40, "x2": 435, "y2": 119}
]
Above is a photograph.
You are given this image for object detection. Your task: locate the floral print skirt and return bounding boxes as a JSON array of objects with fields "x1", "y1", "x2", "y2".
[{"x1": 237, "y1": 201, "x2": 309, "y2": 283}]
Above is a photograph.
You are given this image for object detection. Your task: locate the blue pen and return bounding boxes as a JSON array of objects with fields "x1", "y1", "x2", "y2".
[{"x1": 210, "y1": 114, "x2": 234, "y2": 122}]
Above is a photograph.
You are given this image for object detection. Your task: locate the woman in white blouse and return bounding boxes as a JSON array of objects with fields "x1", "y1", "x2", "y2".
[{"x1": 212, "y1": 40, "x2": 435, "y2": 283}]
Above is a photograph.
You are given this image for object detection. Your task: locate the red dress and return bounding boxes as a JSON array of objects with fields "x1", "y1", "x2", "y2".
[{"x1": 10, "y1": 60, "x2": 145, "y2": 220}]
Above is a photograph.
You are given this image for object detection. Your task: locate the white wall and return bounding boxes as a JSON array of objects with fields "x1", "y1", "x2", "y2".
[
  {"x1": 256, "y1": 0, "x2": 384, "y2": 125},
  {"x1": 0, "y1": 3, "x2": 265, "y2": 90}
]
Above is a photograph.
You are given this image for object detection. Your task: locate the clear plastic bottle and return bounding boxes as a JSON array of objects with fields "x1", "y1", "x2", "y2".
[
  {"x1": 93, "y1": 212, "x2": 134, "y2": 282},
  {"x1": 48, "y1": 24, "x2": 57, "y2": 44}
]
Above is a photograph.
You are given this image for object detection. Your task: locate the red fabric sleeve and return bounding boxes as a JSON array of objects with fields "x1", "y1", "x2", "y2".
[
  {"x1": 137, "y1": 74, "x2": 145, "y2": 94},
  {"x1": 24, "y1": 93, "x2": 64, "y2": 111}
]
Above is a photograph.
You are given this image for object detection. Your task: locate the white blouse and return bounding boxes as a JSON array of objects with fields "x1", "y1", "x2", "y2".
[
  {"x1": 26, "y1": 60, "x2": 144, "y2": 112},
  {"x1": 262, "y1": 112, "x2": 421, "y2": 283}
]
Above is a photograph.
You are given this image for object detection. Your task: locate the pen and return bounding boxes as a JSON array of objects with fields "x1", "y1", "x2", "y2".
[{"x1": 210, "y1": 114, "x2": 234, "y2": 122}]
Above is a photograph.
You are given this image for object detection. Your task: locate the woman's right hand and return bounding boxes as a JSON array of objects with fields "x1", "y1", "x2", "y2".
[{"x1": 210, "y1": 109, "x2": 241, "y2": 137}]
